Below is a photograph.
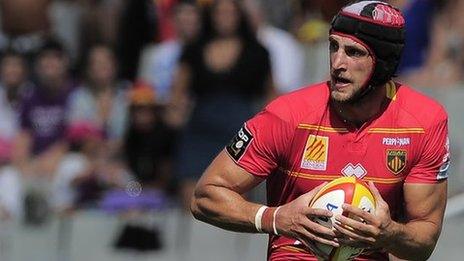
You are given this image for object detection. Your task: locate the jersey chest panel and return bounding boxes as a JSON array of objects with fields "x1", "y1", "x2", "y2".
[{"x1": 281, "y1": 126, "x2": 422, "y2": 201}]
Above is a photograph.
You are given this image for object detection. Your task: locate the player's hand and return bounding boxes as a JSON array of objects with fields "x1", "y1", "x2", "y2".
[
  {"x1": 274, "y1": 183, "x2": 340, "y2": 258},
  {"x1": 332, "y1": 181, "x2": 396, "y2": 249}
]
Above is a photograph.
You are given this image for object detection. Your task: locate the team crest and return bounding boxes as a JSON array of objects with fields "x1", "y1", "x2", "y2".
[
  {"x1": 386, "y1": 149, "x2": 407, "y2": 175},
  {"x1": 301, "y1": 135, "x2": 329, "y2": 171}
]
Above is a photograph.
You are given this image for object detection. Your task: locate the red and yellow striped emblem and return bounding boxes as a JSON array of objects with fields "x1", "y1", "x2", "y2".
[
  {"x1": 301, "y1": 135, "x2": 329, "y2": 170},
  {"x1": 386, "y1": 149, "x2": 407, "y2": 175},
  {"x1": 304, "y1": 135, "x2": 327, "y2": 161}
]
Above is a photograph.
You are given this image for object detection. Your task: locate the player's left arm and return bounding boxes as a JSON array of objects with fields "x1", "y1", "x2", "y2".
[
  {"x1": 333, "y1": 181, "x2": 447, "y2": 261},
  {"x1": 334, "y1": 110, "x2": 449, "y2": 260},
  {"x1": 387, "y1": 181, "x2": 447, "y2": 260}
]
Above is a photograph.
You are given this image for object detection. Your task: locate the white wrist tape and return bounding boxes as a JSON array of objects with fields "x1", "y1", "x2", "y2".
[
  {"x1": 273, "y1": 206, "x2": 281, "y2": 236},
  {"x1": 254, "y1": 206, "x2": 268, "y2": 233}
]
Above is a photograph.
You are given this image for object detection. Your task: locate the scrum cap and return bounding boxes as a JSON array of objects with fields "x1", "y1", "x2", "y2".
[{"x1": 330, "y1": 1, "x2": 405, "y2": 88}]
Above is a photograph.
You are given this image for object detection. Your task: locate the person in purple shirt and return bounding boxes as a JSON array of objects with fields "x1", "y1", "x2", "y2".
[{"x1": 14, "y1": 39, "x2": 73, "y2": 225}]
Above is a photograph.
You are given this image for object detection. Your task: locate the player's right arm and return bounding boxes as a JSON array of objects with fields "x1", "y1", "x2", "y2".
[
  {"x1": 191, "y1": 149, "x2": 339, "y2": 249},
  {"x1": 192, "y1": 93, "x2": 341, "y2": 252}
]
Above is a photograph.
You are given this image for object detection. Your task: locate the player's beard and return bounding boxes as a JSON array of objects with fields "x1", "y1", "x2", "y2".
[{"x1": 330, "y1": 82, "x2": 367, "y2": 105}]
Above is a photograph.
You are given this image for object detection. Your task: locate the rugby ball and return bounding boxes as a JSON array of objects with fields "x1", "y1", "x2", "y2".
[{"x1": 308, "y1": 176, "x2": 376, "y2": 261}]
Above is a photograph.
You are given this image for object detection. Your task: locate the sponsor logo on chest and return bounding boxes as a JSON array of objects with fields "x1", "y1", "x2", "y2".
[
  {"x1": 301, "y1": 135, "x2": 329, "y2": 171},
  {"x1": 382, "y1": 137, "x2": 410, "y2": 146},
  {"x1": 341, "y1": 163, "x2": 367, "y2": 178}
]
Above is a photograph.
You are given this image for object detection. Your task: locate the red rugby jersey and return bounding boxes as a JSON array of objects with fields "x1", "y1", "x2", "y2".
[{"x1": 225, "y1": 81, "x2": 450, "y2": 260}]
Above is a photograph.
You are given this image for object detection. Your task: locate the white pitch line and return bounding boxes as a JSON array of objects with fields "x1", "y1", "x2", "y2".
[{"x1": 445, "y1": 192, "x2": 464, "y2": 219}]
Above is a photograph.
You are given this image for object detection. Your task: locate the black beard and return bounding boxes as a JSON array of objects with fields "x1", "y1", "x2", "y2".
[{"x1": 331, "y1": 84, "x2": 376, "y2": 105}]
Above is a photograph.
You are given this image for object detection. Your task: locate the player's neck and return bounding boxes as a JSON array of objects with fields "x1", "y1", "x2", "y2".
[{"x1": 333, "y1": 84, "x2": 387, "y2": 127}]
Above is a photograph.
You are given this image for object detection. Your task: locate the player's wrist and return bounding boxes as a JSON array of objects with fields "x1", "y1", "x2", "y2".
[
  {"x1": 255, "y1": 206, "x2": 281, "y2": 235},
  {"x1": 380, "y1": 219, "x2": 401, "y2": 250},
  {"x1": 254, "y1": 206, "x2": 268, "y2": 233},
  {"x1": 261, "y1": 207, "x2": 274, "y2": 234}
]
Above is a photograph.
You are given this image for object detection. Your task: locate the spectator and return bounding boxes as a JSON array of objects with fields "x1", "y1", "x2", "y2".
[
  {"x1": 15, "y1": 39, "x2": 73, "y2": 176},
  {"x1": 13, "y1": 39, "x2": 74, "y2": 225},
  {"x1": 95, "y1": 82, "x2": 177, "y2": 215},
  {"x1": 54, "y1": 44, "x2": 130, "y2": 212},
  {"x1": 67, "y1": 44, "x2": 128, "y2": 155},
  {"x1": 123, "y1": 82, "x2": 177, "y2": 192},
  {"x1": 138, "y1": 0, "x2": 201, "y2": 104},
  {"x1": 100, "y1": 83, "x2": 177, "y2": 252},
  {"x1": 168, "y1": 0, "x2": 274, "y2": 210}
]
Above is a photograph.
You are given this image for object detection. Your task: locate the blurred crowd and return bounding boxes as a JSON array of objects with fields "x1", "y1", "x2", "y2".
[{"x1": 0, "y1": 0, "x2": 460, "y2": 252}]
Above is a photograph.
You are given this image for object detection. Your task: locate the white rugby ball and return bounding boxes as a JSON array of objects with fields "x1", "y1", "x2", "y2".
[{"x1": 308, "y1": 176, "x2": 376, "y2": 261}]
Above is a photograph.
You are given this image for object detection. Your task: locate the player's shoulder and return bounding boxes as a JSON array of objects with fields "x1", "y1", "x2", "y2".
[
  {"x1": 265, "y1": 81, "x2": 329, "y2": 124},
  {"x1": 395, "y1": 82, "x2": 448, "y2": 125}
]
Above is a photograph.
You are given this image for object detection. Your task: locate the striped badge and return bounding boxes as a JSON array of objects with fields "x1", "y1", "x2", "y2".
[
  {"x1": 301, "y1": 135, "x2": 329, "y2": 171},
  {"x1": 386, "y1": 149, "x2": 407, "y2": 175}
]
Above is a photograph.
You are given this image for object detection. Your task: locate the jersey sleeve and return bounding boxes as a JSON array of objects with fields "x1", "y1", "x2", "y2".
[
  {"x1": 225, "y1": 98, "x2": 294, "y2": 178},
  {"x1": 406, "y1": 110, "x2": 450, "y2": 184}
]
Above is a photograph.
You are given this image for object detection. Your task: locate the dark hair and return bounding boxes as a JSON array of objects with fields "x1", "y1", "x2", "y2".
[
  {"x1": 37, "y1": 39, "x2": 66, "y2": 57},
  {"x1": 1, "y1": 48, "x2": 23, "y2": 60},
  {"x1": 173, "y1": 0, "x2": 198, "y2": 14},
  {"x1": 0, "y1": 49, "x2": 27, "y2": 73},
  {"x1": 199, "y1": 0, "x2": 256, "y2": 42}
]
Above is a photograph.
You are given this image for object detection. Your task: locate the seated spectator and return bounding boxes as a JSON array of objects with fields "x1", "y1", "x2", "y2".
[
  {"x1": 52, "y1": 43, "x2": 131, "y2": 213},
  {"x1": 123, "y1": 82, "x2": 177, "y2": 192},
  {"x1": 67, "y1": 44, "x2": 129, "y2": 156},
  {"x1": 13, "y1": 39, "x2": 74, "y2": 225},
  {"x1": 100, "y1": 83, "x2": 177, "y2": 252}
]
